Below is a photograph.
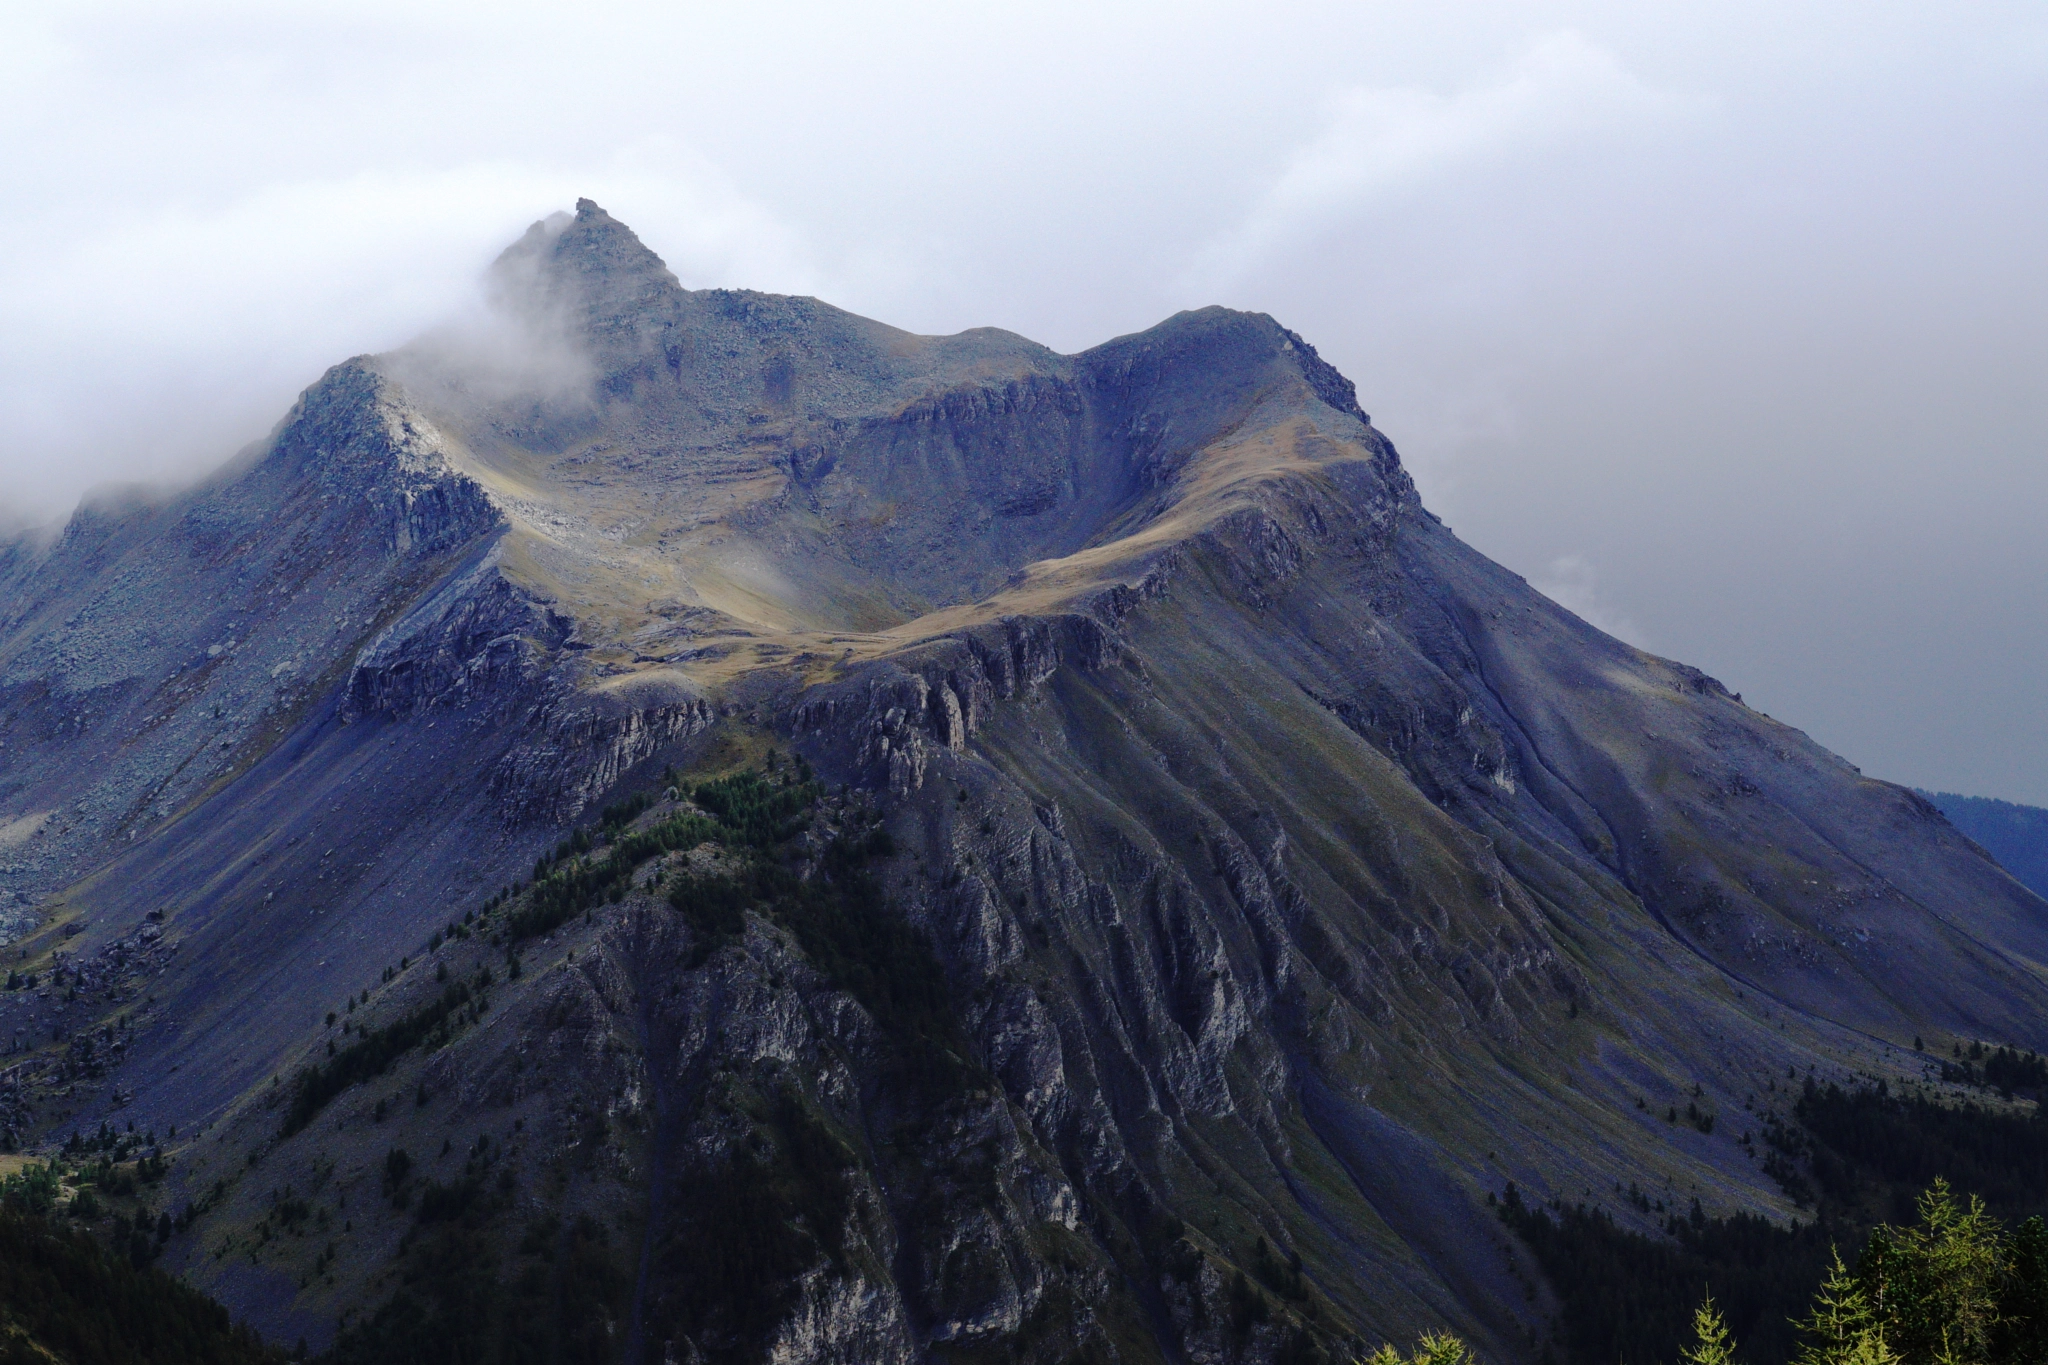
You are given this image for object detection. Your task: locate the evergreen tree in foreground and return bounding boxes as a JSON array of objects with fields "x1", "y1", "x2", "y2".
[
  {"x1": 1389, "y1": 1178, "x2": 2048, "y2": 1365},
  {"x1": 1673, "y1": 1179, "x2": 2046, "y2": 1365},
  {"x1": 1682, "y1": 1298, "x2": 1737, "y2": 1365}
]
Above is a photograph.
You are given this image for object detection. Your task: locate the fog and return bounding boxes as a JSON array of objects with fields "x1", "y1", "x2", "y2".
[{"x1": 3, "y1": 2, "x2": 2044, "y2": 802}]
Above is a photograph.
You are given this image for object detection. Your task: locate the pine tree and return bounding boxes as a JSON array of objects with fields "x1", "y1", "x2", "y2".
[
  {"x1": 1991, "y1": 1215, "x2": 2048, "y2": 1364},
  {"x1": 1835, "y1": 1327, "x2": 1900, "y2": 1365},
  {"x1": 1681, "y1": 1296, "x2": 1735, "y2": 1365},
  {"x1": 1797, "y1": 1250, "x2": 1884, "y2": 1365},
  {"x1": 1364, "y1": 1331, "x2": 1471, "y2": 1365},
  {"x1": 1855, "y1": 1179, "x2": 2003, "y2": 1363}
]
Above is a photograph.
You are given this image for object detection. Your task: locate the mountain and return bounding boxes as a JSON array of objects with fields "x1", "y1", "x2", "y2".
[
  {"x1": 1, "y1": 200, "x2": 2044, "y2": 1365},
  {"x1": 1921, "y1": 791, "x2": 2048, "y2": 902}
]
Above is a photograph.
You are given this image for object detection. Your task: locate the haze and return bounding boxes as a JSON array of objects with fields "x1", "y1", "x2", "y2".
[{"x1": 3, "y1": 1, "x2": 2044, "y2": 804}]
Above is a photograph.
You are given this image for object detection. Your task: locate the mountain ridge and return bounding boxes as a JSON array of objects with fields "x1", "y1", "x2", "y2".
[{"x1": 0, "y1": 200, "x2": 2042, "y2": 1365}]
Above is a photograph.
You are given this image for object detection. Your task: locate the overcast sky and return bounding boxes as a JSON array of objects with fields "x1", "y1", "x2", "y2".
[{"x1": 3, "y1": 2, "x2": 2044, "y2": 803}]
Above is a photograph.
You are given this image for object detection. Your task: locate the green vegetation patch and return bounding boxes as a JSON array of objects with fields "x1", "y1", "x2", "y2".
[
  {"x1": 324, "y1": 1211, "x2": 625, "y2": 1365},
  {"x1": 306, "y1": 763, "x2": 969, "y2": 1364},
  {"x1": 1768, "y1": 1077, "x2": 2048, "y2": 1221},
  {"x1": 505, "y1": 766, "x2": 822, "y2": 944},
  {"x1": 509, "y1": 808, "x2": 721, "y2": 942},
  {"x1": 686, "y1": 767, "x2": 821, "y2": 847},
  {"x1": 328, "y1": 1127, "x2": 625, "y2": 1365},
  {"x1": 281, "y1": 966, "x2": 494, "y2": 1137},
  {"x1": 1502, "y1": 1078, "x2": 2048, "y2": 1364},
  {"x1": 1499, "y1": 1185, "x2": 1828, "y2": 1364},
  {"x1": 1938, "y1": 1040, "x2": 2048, "y2": 1101},
  {"x1": 0, "y1": 1206, "x2": 286, "y2": 1364},
  {"x1": 0, "y1": 1164, "x2": 61, "y2": 1218}
]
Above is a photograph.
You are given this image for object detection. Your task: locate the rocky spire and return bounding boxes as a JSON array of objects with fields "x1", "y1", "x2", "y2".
[{"x1": 488, "y1": 198, "x2": 686, "y2": 352}]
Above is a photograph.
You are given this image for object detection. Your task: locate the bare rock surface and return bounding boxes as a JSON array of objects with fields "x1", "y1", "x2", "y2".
[{"x1": 1, "y1": 200, "x2": 2044, "y2": 1364}]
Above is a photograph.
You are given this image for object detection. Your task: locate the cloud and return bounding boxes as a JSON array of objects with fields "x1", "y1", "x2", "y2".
[
  {"x1": 0, "y1": 151, "x2": 818, "y2": 521},
  {"x1": 1185, "y1": 31, "x2": 1698, "y2": 293},
  {"x1": 1530, "y1": 553, "x2": 1649, "y2": 649}
]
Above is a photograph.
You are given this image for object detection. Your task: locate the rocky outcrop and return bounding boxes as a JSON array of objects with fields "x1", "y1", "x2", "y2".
[
  {"x1": 791, "y1": 614, "x2": 1131, "y2": 796},
  {"x1": 340, "y1": 550, "x2": 568, "y2": 723},
  {"x1": 489, "y1": 685, "x2": 714, "y2": 824},
  {"x1": 268, "y1": 359, "x2": 501, "y2": 557}
]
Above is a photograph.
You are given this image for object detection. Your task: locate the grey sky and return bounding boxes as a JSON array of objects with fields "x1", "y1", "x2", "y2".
[{"x1": 4, "y1": 2, "x2": 2045, "y2": 802}]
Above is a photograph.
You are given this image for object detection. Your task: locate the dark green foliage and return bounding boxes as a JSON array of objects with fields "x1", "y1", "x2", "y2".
[
  {"x1": 597, "y1": 790, "x2": 656, "y2": 832},
  {"x1": 668, "y1": 871, "x2": 756, "y2": 965},
  {"x1": 330, "y1": 767, "x2": 960, "y2": 1362},
  {"x1": 1227, "y1": 1269, "x2": 1270, "y2": 1335},
  {"x1": 1274, "y1": 1326, "x2": 1334, "y2": 1365},
  {"x1": 0, "y1": 1164, "x2": 61, "y2": 1217},
  {"x1": 327, "y1": 1123, "x2": 620, "y2": 1365},
  {"x1": 1792, "y1": 1181, "x2": 2048, "y2": 1365},
  {"x1": 2000, "y1": 1214, "x2": 2048, "y2": 1359},
  {"x1": 688, "y1": 770, "x2": 822, "y2": 848},
  {"x1": 1506, "y1": 1081, "x2": 2048, "y2": 1364},
  {"x1": 1776, "y1": 1078, "x2": 2048, "y2": 1220},
  {"x1": 0, "y1": 1206, "x2": 287, "y2": 1363},
  {"x1": 506, "y1": 767, "x2": 828, "y2": 945},
  {"x1": 412, "y1": 1177, "x2": 481, "y2": 1225},
  {"x1": 63, "y1": 1121, "x2": 147, "y2": 1164},
  {"x1": 780, "y1": 834, "x2": 966, "y2": 1087},
  {"x1": 835, "y1": 825, "x2": 897, "y2": 862},
  {"x1": 645, "y1": 1094, "x2": 853, "y2": 1364},
  {"x1": 269, "y1": 1190, "x2": 312, "y2": 1232},
  {"x1": 1983, "y1": 1046, "x2": 2048, "y2": 1096},
  {"x1": 1500, "y1": 1184, "x2": 1830, "y2": 1365},
  {"x1": 322, "y1": 1213, "x2": 624, "y2": 1365},
  {"x1": 281, "y1": 969, "x2": 492, "y2": 1136},
  {"x1": 509, "y1": 808, "x2": 722, "y2": 942},
  {"x1": 381, "y1": 1148, "x2": 411, "y2": 1198},
  {"x1": 1941, "y1": 1045, "x2": 2048, "y2": 1099}
]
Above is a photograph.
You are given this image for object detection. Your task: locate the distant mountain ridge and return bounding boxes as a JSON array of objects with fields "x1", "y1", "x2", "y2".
[
  {"x1": 1922, "y1": 790, "x2": 2048, "y2": 901},
  {"x1": 1, "y1": 200, "x2": 2044, "y2": 1365}
]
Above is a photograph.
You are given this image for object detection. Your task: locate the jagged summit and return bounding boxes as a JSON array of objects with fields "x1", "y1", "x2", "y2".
[
  {"x1": 491, "y1": 197, "x2": 689, "y2": 341},
  {"x1": 0, "y1": 206, "x2": 2043, "y2": 1364},
  {"x1": 360, "y1": 209, "x2": 1413, "y2": 670}
]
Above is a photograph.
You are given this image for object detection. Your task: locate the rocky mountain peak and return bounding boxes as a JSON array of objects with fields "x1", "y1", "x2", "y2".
[
  {"x1": 481, "y1": 198, "x2": 686, "y2": 371},
  {"x1": 2, "y1": 203, "x2": 2044, "y2": 1365}
]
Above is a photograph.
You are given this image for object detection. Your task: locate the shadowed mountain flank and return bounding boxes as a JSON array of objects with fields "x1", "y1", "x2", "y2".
[
  {"x1": 1, "y1": 201, "x2": 2043, "y2": 1365},
  {"x1": 1922, "y1": 790, "x2": 2048, "y2": 901}
]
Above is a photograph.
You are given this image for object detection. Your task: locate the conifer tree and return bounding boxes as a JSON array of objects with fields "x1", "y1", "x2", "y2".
[
  {"x1": 1853, "y1": 1179, "x2": 2002, "y2": 1363},
  {"x1": 1364, "y1": 1331, "x2": 1471, "y2": 1365},
  {"x1": 1991, "y1": 1215, "x2": 2048, "y2": 1363},
  {"x1": 1680, "y1": 1296, "x2": 1735, "y2": 1365},
  {"x1": 1797, "y1": 1250, "x2": 1884, "y2": 1365}
]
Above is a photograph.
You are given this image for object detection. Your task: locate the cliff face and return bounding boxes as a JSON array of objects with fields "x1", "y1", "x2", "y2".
[{"x1": 1, "y1": 201, "x2": 2043, "y2": 1365}]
